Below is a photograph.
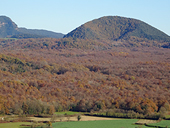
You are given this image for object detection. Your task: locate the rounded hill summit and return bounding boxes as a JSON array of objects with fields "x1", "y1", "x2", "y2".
[{"x1": 64, "y1": 16, "x2": 170, "y2": 42}]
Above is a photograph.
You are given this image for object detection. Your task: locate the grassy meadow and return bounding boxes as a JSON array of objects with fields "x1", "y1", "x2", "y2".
[
  {"x1": 54, "y1": 111, "x2": 81, "y2": 115},
  {"x1": 1, "y1": 111, "x2": 170, "y2": 128},
  {"x1": 52, "y1": 119, "x2": 146, "y2": 128},
  {"x1": 1, "y1": 118, "x2": 170, "y2": 128},
  {"x1": 0, "y1": 122, "x2": 30, "y2": 128},
  {"x1": 147, "y1": 120, "x2": 170, "y2": 128}
]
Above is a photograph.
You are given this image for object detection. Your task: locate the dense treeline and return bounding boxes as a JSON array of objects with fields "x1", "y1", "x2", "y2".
[
  {"x1": 0, "y1": 38, "x2": 169, "y2": 119},
  {"x1": 0, "y1": 37, "x2": 169, "y2": 51},
  {"x1": 11, "y1": 33, "x2": 46, "y2": 39}
]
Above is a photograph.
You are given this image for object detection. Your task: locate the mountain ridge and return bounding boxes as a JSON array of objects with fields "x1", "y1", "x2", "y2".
[
  {"x1": 17, "y1": 27, "x2": 64, "y2": 38},
  {"x1": 1, "y1": 15, "x2": 170, "y2": 42},
  {"x1": 0, "y1": 16, "x2": 64, "y2": 38}
]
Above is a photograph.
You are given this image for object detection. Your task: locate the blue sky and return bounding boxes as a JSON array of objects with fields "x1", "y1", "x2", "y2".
[{"x1": 1, "y1": 0, "x2": 170, "y2": 35}]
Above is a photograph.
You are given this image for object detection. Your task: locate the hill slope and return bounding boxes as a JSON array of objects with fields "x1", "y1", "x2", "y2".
[
  {"x1": 17, "y1": 28, "x2": 64, "y2": 38},
  {"x1": 0, "y1": 16, "x2": 64, "y2": 38},
  {"x1": 64, "y1": 16, "x2": 170, "y2": 42},
  {"x1": 0, "y1": 16, "x2": 19, "y2": 38}
]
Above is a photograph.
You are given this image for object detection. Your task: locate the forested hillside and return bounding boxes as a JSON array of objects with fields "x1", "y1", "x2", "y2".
[
  {"x1": 17, "y1": 28, "x2": 64, "y2": 38},
  {"x1": 64, "y1": 16, "x2": 170, "y2": 42},
  {"x1": 0, "y1": 38, "x2": 169, "y2": 117}
]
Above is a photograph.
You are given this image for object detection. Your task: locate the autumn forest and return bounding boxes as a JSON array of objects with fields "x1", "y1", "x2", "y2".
[
  {"x1": 0, "y1": 15, "x2": 170, "y2": 120},
  {"x1": 0, "y1": 37, "x2": 169, "y2": 119}
]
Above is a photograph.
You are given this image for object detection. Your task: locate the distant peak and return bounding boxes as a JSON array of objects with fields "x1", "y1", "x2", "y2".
[{"x1": 0, "y1": 15, "x2": 64, "y2": 38}]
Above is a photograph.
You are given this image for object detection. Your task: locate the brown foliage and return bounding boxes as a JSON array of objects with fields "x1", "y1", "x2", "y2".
[{"x1": 0, "y1": 38, "x2": 170, "y2": 116}]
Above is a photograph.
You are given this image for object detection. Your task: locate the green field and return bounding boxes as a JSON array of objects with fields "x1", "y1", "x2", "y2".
[
  {"x1": 165, "y1": 115, "x2": 170, "y2": 119},
  {"x1": 0, "y1": 122, "x2": 30, "y2": 128},
  {"x1": 2, "y1": 119, "x2": 169, "y2": 128},
  {"x1": 54, "y1": 111, "x2": 82, "y2": 115},
  {"x1": 148, "y1": 120, "x2": 170, "y2": 127},
  {"x1": 52, "y1": 119, "x2": 148, "y2": 128}
]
